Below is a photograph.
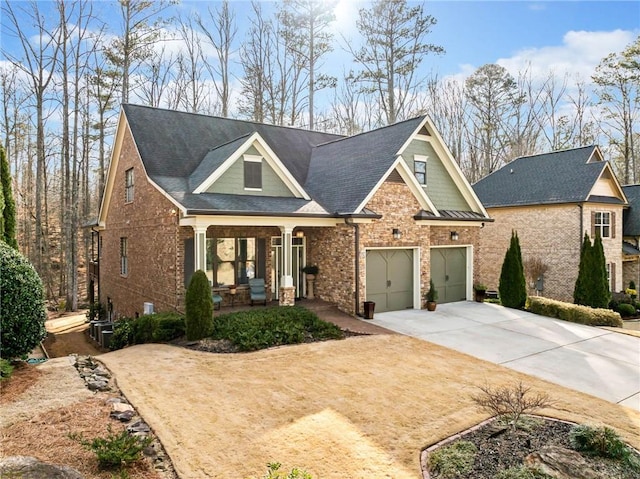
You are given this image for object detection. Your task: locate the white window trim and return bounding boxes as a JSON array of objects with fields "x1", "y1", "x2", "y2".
[
  {"x1": 414, "y1": 154, "x2": 428, "y2": 186},
  {"x1": 595, "y1": 211, "x2": 611, "y2": 238},
  {"x1": 244, "y1": 154, "x2": 263, "y2": 191},
  {"x1": 125, "y1": 168, "x2": 134, "y2": 203}
]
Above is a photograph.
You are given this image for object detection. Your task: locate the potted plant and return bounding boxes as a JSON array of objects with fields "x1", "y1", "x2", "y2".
[
  {"x1": 474, "y1": 283, "x2": 487, "y2": 302},
  {"x1": 302, "y1": 265, "x2": 319, "y2": 299},
  {"x1": 228, "y1": 284, "x2": 237, "y2": 295},
  {"x1": 425, "y1": 279, "x2": 438, "y2": 311}
]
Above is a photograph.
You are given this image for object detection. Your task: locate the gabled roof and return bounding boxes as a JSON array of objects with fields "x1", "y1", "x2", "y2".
[
  {"x1": 305, "y1": 117, "x2": 427, "y2": 214},
  {"x1": 473, "y1": 146, "x2": 622, "y2": 208},
  {"x1": 623, "y1": 185, "x2": 640, "y2": 236}
]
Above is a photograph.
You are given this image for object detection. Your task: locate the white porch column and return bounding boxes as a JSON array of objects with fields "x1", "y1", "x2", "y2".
[
  {"x1": 193, "y1": 225, "x2": 208, "y2": 273},
  {"x1": 279, "y1": 226, "x2": 295, "y2": 306}
]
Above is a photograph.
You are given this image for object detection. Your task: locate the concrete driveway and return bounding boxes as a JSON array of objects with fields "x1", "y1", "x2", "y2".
[{"x1": 369, "y1": 302, "x2": 640, "y2": 411}]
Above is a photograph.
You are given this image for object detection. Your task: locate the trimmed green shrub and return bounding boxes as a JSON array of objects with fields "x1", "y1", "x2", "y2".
[
  {"x1": 0, "y1": 241, "x2": 47, "y2": 359},
  {"x1": 0, "y1": 358, "x2": 14, "y2": 381},
  {"x1": 427, "y1": 440, "x2": 477, "y2": 478},
  {"x1": 212, "y1": 306, "x2": 343, "y2": 352},
  {"x1": 615, "y1": 302, "x2": 636, "y2": 318},
  {"x1": 528, "y1": 297, "x2": 622, "y2": 327},
  {"x1": 110, "y1": 318, "x2": 135, "y2": 351},
  {"x1": 185, "y1": 269, "x2": 213, "y2": 341},
  {"x1": 70, "y1": 424, "x2": 152, "y2": 470},
  {"x1": 499, "y1": 231, "x2": 527, "y2": 309},
  {"x1": 151, "y1": 313, "x2": 185, "y2": 342}
]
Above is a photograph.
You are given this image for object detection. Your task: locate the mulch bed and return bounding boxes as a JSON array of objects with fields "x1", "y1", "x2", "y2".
[{"x1": 424, "y1": 416, "x2": 640, "y2": 479}]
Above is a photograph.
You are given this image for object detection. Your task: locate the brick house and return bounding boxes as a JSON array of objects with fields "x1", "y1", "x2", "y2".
[
  {"x1": 473, "y1": 146, "x2": 628, "y2": 302},
  {"x1": 94, "y1": 105, "x2": 489, "y2": 318},
  {"x1": 621, "y1": 185, "x2": 640, "y2": 289}
]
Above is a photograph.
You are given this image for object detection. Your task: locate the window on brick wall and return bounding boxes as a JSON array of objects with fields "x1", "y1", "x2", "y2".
[
  {"x1": 207, "y1": 238, "x2": 256, "y2": 286},
  {"x1": 593, "y1": 211, "x2": 614, "y2": 238},
  {"x1": 125, "y1": 168, "x2": 134, "y2": 203},
  {"x1": 120, "y1": 237, "x2": 128, "y2": 276}
]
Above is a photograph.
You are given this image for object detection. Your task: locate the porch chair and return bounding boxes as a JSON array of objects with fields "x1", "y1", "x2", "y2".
[
  {"x1": 249, "y1": 278, "x2": 267, "y2": 306},
  {"x1": 212, "y1": 293, "x2": 223, "y2": 310}
]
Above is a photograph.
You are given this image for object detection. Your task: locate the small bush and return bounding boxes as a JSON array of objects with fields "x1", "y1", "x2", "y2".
[
  {"x1": 0, "y1": 358, "x2": 14, "y2": 381},
  {"x1": 133, "y1": 314, "x2": 156, "y2": 344},
  {"x1": 212, "y1": 306, "x2": 343, "y2": 352},
  {"x1": 615, "y1": 302, "x2": 636, "y2": 318},
  {"x1": 496, "y1": 466, "x2": 554, "y2": 479},
  {"x1": 86, "y1": 301, "x2": 107, "y2": 322},
  {"x1": 70, "y1": 425, "x2": 152, "y2": 470},
  {"x1": 257, "y1": 462, "x2": 313, "y2": 479},
  {"x1": 471, "y1": 381, "x2": 555, "y2": 431},
  {"x1": 528, "y1": 296, "x2": 622, "y2": 327},
  {"x1": 152, "y1": 313, "x2": 185, "y2": 342},
  {"x1": 427, "y1": 440, "x2": 477, "y2": 478},
  {"x1": 185, "y1": 270, "x2": 213, "y2": 341},
  {"x1": 570, "y1": 424, "x2": 631, "y2": 460},
  {"x1": 110, "y1": 318, "x2": 135, "y2": 351},
  {"x1": 0, "y1": 241, "x2": 47, "y2": 359}
]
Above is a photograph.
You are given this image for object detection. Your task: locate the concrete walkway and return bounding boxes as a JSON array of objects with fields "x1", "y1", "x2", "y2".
[{"x1": 369, "y1": 302, "x2": 640, "y2": 411}]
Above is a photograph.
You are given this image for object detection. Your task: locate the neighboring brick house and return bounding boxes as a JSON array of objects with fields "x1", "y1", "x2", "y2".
[
  {"x1": 473, "y1": 146, "x2": 628, "y2": 302},
  {"x1": 95, "y1": 105, "x2": 490, "y2": 318},
  {"x1": 621, "y1": 185, "x2": 640, "y2": 289}
]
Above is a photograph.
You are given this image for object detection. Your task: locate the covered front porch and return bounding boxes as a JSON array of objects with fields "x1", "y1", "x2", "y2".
[{"x1": 180, "y1": 215, "x2": 342, "y2": 307}]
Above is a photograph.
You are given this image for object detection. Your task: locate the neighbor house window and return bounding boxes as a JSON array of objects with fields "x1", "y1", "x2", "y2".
[
  {"x1": 414, "y1": 155, "x2": 427, "y2": 185},
  {"x1": 244, "y1": 155, "x2": 262, "y2": 190},
  {"x1": 594, "y1": 211, "x2": 611, "y2": 238},
  {"x1": 120, "y1": 237, "x2": 128, "y2": 276},
  {"x1": 125, "y1": 168, "x2": 134, "y2": 203},
  {"x1": 208, "y1": 237, "x2": 256, "y2": 286}
]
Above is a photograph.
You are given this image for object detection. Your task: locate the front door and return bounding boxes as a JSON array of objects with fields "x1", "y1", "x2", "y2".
[
  {"x1": 366, "y1": 249, "x2": 414, "y2": 313},
  {"x1": 271, "y1": 237, "x2": 305, "y2": 300},
  {"x1": 430, "y1": 247, "x2": 467, "y2": 303}
]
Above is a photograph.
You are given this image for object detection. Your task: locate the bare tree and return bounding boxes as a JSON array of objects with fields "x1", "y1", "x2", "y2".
[
  {"x1": 2, "y1": 1, "x2": 62, "y2": 279},
  {"x1": 196, "y1": 0, "x2": 237, "y2": 117},
  {"x1": 593, "y1": 36, "x2": 640, "y2": 184}
]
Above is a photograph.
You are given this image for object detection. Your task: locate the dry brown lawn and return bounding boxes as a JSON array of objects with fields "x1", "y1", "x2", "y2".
[{"x1": 99, "y1": 335, "x2": 640, "y2": 479}]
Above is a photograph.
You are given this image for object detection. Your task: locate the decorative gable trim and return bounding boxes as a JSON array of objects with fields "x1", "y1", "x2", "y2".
[
  {"x1": 354, "y1": 156, "x2": 439, "y2": 215},
  {"x1": 586, "y1": 161, "x2": 628, "y2": 204},
  {"x1": 396, "y1": 116, "x2": 489, "y2": 217},
  {"x1": 192, "y1": 132, "x2": 310, "y2": 199}
]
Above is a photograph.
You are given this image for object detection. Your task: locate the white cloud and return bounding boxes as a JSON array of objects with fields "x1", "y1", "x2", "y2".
[{"x1": 496, "y1": 29, "x2": 637, "y2": 84}]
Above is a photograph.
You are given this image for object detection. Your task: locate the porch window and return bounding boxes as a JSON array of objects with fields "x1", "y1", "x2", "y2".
[
  {"x1": 414, "y1": 155, "x2": 427, "y2": 185},
  {"x1": 207, "y1": 237, "x2": 256, "y2": 286},
  {"x1": 594, "y1": 211, "x2": 611, "y2": 238},
  {"x1": 120, "y1": 237, "x2": 128, "y2": 276},
  {"x1": 244, "y1": 155, "x2": 262, "y2": 190},
  {"x1": 125, "y1": 168, "x2": 134, "y2": 203}
]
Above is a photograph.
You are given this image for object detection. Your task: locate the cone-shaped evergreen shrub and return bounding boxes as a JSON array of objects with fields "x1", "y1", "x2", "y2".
[
  {"x1": 591, "y1": 233, "x2": 611, "y2": 308},
  {"x1": 498, "y1": 231, "x2": 527, "y2": 309},
  {"x1": 185, "y1": 269, "x2": 213, "y2": 340},
  {"x1": 574, "y1": 233, "x2": 592, "y2": 306},
  {"x1": 0, "y1": 241, "x2": 47, "y2": 358}
]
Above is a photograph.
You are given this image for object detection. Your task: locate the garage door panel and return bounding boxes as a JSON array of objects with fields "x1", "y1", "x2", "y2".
[
  {"x1": 366, "y1": 249, "x2": 413, "y2": 313},
  {"x1": 430, "y1": 248, "x2": 467, "y2": 304}
]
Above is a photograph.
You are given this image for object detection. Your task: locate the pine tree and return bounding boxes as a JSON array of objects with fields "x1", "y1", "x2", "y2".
[
  {"x1": 185, "y1": 269, "x2": 214, "y2": 341},
  {"x1": 498, "y1": 231, "x2": 527, "y2": 309},
  {"x1": 0, "y1": 145, "x2": 18, "y2": 249},
  {"x1": 591, "y1": 232, "x2": 611, "y2": 308},
  {"x1": 573, "y1": 232, "x2": 592, "y2": 306}
]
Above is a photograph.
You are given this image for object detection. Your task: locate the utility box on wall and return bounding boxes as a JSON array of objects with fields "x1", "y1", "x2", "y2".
[{"x1": 143, "y1": 302, "x2": 154, "y2": 315}]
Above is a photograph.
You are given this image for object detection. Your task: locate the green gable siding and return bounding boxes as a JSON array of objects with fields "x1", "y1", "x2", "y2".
[
  {"x1": 402, "y1": 140, "x2": 470, "y2": 211},
  {"x1": 207, "y1": 145, "x2": 294, "y2": 197}
]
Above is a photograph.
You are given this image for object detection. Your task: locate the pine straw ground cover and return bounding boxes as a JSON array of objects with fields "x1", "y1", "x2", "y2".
[
  {"x1": 98, "y1": 335, "x2": 640, "y2": 479},
  {"x1": 1, "y1": 359, "x2": 162, "y2": 479}
]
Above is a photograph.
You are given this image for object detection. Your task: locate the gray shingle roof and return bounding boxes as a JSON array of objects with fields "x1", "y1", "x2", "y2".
[
  {"x1": 623, "y1": 185, "x2": 640, "y2": 236},
  {"x1": 188, "y1": 135, "x2": 251, "y2": 191},
  {"x1": 305, "y1": 117, "x2": 426, "y2": 214},
  {"x1": 473, "y1": 146, "x2": 606, "y2": 208}
]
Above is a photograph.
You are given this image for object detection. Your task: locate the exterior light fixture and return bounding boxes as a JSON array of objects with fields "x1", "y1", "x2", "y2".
[
  {"x1": 392, "y1": 228, "x2": 402, "y2": 240},
  {"x1": 450, "y1": 231, "x2": 459, "y2": 241},
  {"x1": 295, "y1": 230, "x2": 304, "y2": 238}
]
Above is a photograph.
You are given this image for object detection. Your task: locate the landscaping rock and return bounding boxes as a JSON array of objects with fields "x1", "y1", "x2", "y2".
[
  {"x1": 0, "y1": 456, "x2": 84, "y2": 479},
  {"x1": 525, "y1": 445, "x2": 600, "y2": 479},
  {"x1": 110, "y1": 409, "x2": 136, "y2": 422},
  {"x1": 127, "y1": 419, "x2": 151, "y2": 435},
  {"x1": 86, "y1": 378, "x2": 109, "y2": 391}
]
